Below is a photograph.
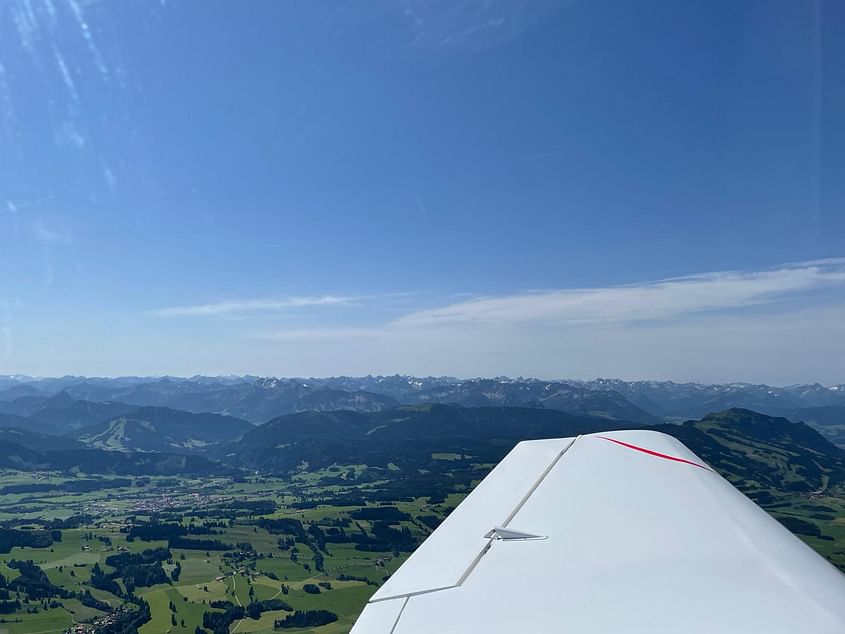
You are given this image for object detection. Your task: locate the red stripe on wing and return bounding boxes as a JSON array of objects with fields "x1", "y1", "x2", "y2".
[{"x1": 597, "y1": 436, "x2": 713, "y2": 472}]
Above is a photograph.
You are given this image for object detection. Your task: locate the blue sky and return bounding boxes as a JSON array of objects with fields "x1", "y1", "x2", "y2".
[{"x1": 0, "y1": 0, "x2": 843, "y2": 383}]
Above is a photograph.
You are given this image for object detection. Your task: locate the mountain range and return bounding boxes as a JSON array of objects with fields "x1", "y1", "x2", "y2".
[
  {"x1": 1, "y1": 375, "x2": 843, "y2": 447},
  {"x1": 0, "y1": 401, "x2": 841, "y2": 503},
  {"x1": 1, "y1": 375, "x2": 843, "y2": 579},
  {"x1": 0, "y1": 373, "x2": 843, "y2": 495}
]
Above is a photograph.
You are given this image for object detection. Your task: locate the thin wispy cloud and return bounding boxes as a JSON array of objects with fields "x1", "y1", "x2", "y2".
[
  {"x1": 244, "y1": 260, "x2": 845, "y2": 384},
  {"x1": 0, "y1": 61, "x2": 16, "y2": 141},
  {"x1": 52, "y1": 43, "x2": 79, "y2": 103},
  {"x1": 393, "y1": 260, "x2": 845, "y2": 328},
  {"x1": 32, "y1": 218, "x2": 73, "y2": 244},
  {"x1": 251, "y1": 259, "x2": 845, "y2": 347},
  {"x1": 67, "y1": 0, "x2": 110, "y2": 80},
  {"x1": 2, "y1": 0, "x2": 122, "y2": 161},
  {"x1": 154, "y1": 296, "x2": 361, "y2": 317},
  {"x1": 400, "y1": 0, "x2": 565, "y2": 52},
  {"x1": 257, "y1": 327, "x2": 382, "y2": 342}
]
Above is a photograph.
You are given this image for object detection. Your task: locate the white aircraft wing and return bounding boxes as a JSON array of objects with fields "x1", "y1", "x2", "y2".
[{"x1": 350, "y1": 430, "x2": 845, "y2": 633}]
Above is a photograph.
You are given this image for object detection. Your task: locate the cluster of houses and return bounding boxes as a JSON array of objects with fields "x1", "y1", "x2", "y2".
[
  {"x1": 81, "y1": 544, "x2": 128, "y2": 553},
  {"x1": 63, "y1": 606, "x2": 132, "y2": 633}
]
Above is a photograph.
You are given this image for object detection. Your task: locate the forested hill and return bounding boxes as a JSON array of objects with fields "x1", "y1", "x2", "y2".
[
  {"x1": 225, "y1": 405, "x2": 845, "y2": 495},
  {"x1": 652, "y1": 409, "x2": 845, "y2": 493},
  {"x1": 0, "y1": 427, "x2": 223, "y2": 475},
  {"x1": 222, "y1": 405, "x2": 626, "y2": 472},
  {"x1": 1, "y1": 400, "x2": 842, "y2": 497},
  {"x1": 71, "y1": 406, "x2": 254, "y2": 453}
]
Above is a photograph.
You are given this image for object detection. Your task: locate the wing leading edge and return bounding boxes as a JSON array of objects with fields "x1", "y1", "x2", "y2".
[{"x1": 351, "y1": 430, "x2": 845, "y2": 633}]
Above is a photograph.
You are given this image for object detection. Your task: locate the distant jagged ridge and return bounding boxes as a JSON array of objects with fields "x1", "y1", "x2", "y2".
[
  {"x1": 0, "y1": 375, "x2": 843, "y2": 439},
  {"x1": 0, "y1": 376, "x2": 660, "y2": 425}
]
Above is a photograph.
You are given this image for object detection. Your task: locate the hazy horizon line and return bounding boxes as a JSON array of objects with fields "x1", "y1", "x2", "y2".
[{"x1": 0, "y1": 372, "x2": 841, "y2": 390}]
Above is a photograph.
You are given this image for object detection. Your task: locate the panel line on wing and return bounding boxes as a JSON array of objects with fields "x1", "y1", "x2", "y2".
[
  {"x1": 369, "y1": 583, "x2": 466, "y2": 604},
  {"x1": 455, "y1": 436, "x2": 579, "y2": 587},
  {"x1": 454, "y1": 540, "x2": 492, "y2": 587},
  {"x1": 388, "y1": 596, "x2": 409, "y2": 634},
  {"x1": 368, "y1": 437, "x2": 578, "y2": 604},
  {"x1": 500, "y1": 435, "x2": 580, "y2": 528}
]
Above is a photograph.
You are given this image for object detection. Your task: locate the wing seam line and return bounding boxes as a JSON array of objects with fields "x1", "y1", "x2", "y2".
[
  {"x1": 388, "y1": 596, "x2": 409, "y2": 634},
  {"x1": 501, "y1": 435, "x2": 580, "y2": 528},
  {"x1": 369, "y1": 437, "x2": 581, "y2": 604},
  {"x1": 455, "y1": 436, "x2": 579, "y2": 586},
  {"x1": 369, "y1": 584, "x2": 459, "y2": 604}
]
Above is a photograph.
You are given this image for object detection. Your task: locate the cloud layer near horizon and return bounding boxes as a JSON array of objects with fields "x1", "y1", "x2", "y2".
[
  {"x1": 174, "y1": 259, "x2": 841, "y2": 385},
  {"x1": 225, "y1": 259, "x2": 845, "y2": 341},
  {"x1": 153, "y1": 295, "x2": 358, "y2": 317},
  {"x1": 8, "y1": 259, "x2": 845, "y2": 384},
  {"x1": 392, "y1": 260, "x2": 845, "y2": 328}
]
